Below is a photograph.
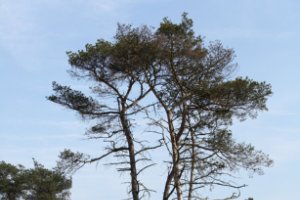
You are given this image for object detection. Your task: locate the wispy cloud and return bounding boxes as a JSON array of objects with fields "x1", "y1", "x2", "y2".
[
  {"x1": 91, "y1": 1, "x2": 121, "y2": 12},
  {"x1": 0, "y1": 0, "x2": 131, "y2": 71},
  {"x1": 0, "y1": 1, "x2": 48, "y2": 70},
  {"x1": 0, "y1": 1, "x2": 36, "y2": 40},
  {"x1": 267, "y1": 136, "x2": 300, "y2": 163},
  {"x1": 203, "y1": 28, "x2": 300, "y2": 42},
  {"x1": 90, "y1": 0, "x2": 169, "y2": 12},
  {"x1": 1, "y1": 132, "x2": 82, "y2": 141}
]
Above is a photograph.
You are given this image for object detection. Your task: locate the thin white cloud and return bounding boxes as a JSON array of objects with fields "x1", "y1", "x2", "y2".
[
  {"x1": 90, "y1": 0, "x2": 169, "y2": 12},
  {"x1": 0, "y1": 0, "x2": 121, "y2": 71},
  {"x1": 0, "y1": 0, "x2": 172, "y2": 71},
  {"x1": 0, "y1": 1, "x2": 35, "y2": 40},
  {"x1": 203, "y1": 28, "x2": 300, "y2": 41},
  {"x1": 0, "y1": 1, "x2": 47, "y2": 70},
  {"x1": 1, "y1": 132, "x2": 82, "y2": 141},
  {"x1": 267, "y1": 136, "x2": 300, "y2": 163},
  {"x1": 91, "y1": 0, "x2": 120, "y2": 12}
]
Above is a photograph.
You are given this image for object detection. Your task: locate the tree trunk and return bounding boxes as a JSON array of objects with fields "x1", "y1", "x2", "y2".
[
  {"x1": 167, "y1": 110, "x2": 183, "y2": 200},
  {"x1": 120, "y1": 106, "x2": 139, "y2": 200},
  {"x1": 187, "y1": 126, "x2": 196, "y2": 200},
  {"x1": 162, "y1": 168, "x2": 174, "y2": 200}
]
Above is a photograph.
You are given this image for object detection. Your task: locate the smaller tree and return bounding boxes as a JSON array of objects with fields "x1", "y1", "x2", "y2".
[
  {"x1": 0, "y1": 162, "x2": 25, "y2": 200},
  {"x1": 0, "y1": 160, "x2": 72, "y2": 200}
]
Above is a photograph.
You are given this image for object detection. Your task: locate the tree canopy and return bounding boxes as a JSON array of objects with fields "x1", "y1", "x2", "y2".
[
  {"x1": 49, "y1": 13, "x2": 272, "y2": 200},
  {"x1": 0, "y1": 160, "x2": 71, "y2": 200}
]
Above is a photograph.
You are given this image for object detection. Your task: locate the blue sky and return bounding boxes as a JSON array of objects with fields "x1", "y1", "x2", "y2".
[{"x1": 1, "y1": 0, "x2": 300, "y2": 199}]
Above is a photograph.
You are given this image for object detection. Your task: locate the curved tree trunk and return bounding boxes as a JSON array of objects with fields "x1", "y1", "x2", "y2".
[{"x1": 167, "y1": 110, "x2": 183, "y2": 200}]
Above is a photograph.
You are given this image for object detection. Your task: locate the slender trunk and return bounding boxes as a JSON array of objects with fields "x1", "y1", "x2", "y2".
[
  {"x1": 120, "y1": 106, "x2": 139, "y2": 200},
  {"x1": 148, "y1": 83, "x2": 184, "y2": 200},
  {"x1": 166, "y1": 110, "x2": 183, "y2": 200},
  {"x1": 162, "y1": 168, "x2": 174, "y2": 200},
  {"x1": 187, "y1": 126, "x2": 196, "y2": 200},
  {"x1": 172, "y1": 147, "x2": 183, "y2": 200}
]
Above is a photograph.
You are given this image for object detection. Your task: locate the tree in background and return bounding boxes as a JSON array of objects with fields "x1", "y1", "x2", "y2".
[
  {"x1": 0, "y1": 162, "x2": 25, "y2": 200},
  {"x1": 49, "y1": 13, "x2": 272, "y2": 200},
  {"x1": 0, "y1": 161, "x2": 71, "y2": 200}
]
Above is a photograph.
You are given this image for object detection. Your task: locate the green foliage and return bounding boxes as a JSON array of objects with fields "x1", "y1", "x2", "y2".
[
  {"x1": 0, "y1": 162, "x2": 25, "y2": 200},
  {"x1": 0, "y1": 161, "x2": 71, "y2": 200},
  {"x1": 49, "y1": 13, "x2": 272, "y2": 200}
]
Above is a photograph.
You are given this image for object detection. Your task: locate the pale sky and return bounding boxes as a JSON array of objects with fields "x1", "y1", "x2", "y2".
[{"x1": 1, "y1": 0, "x2": 300, "y2": 199}]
